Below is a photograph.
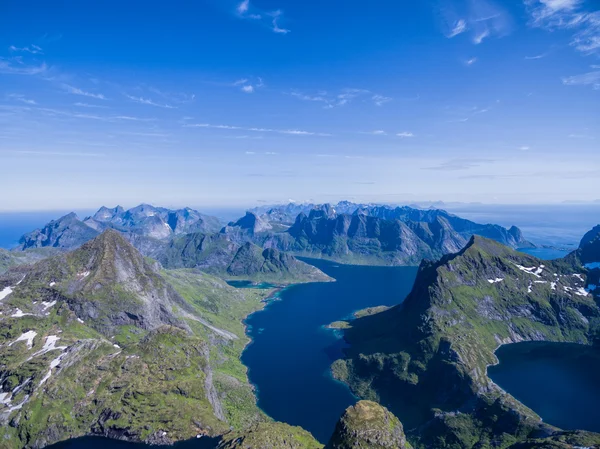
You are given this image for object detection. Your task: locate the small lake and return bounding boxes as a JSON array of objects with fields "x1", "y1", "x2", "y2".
[
  {"x1": 241, "y1": 259, "x2": 418, "y2": 443},
  {"x1": 519, "y1": 247, "x2": 570, "y2": 260},
  {"x1": 488, "y1": 342, "x2": 600, "y2": 433}
]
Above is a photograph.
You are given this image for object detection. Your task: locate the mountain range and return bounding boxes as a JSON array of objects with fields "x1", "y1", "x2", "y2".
[
  {"x1": 331, "y1": 226, "x2": 600, "y2": 448},
  {"x1": 11, "y1": 202, "x2": 534, "y2": 270},
  {"x1": 1, "y1": 207, "x2": 599, "y2": 448}
]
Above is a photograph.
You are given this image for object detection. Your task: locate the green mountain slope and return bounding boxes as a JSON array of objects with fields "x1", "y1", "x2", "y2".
[
  {"x1": 159, "y1": 233, "x2": 332, "y2": 284},
  {"x1": 332, "y1": 236, "x2": 600, "y2": 449},
  {"x1": 0, "y1": 231, "x2": 271, "y2": 448}
]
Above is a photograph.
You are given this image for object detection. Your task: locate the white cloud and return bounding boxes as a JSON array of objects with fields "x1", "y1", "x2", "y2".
[
  {"x1": 291, "y1": 88, "x2": 391, "y2": 108},
  {"x1": 447, "y1": 19, "x2": 468, "y2": 37},
  {"x1": 241, "y1": 85, "x2": 255, "y2": 93},
  {"x1": 397, "y1": 132, "x2": 415, "y2": 138},
  {"x1": 473, "y1": 29, "x2": 490, "y2": 44},
  {"x1": 237, "y1": 0, "x2": 250, "y2": 14},
  {"x1": 465, "y1": 57, "x2": 478, "y2": 65},
  {"x1": 236, "y1": 2, "x2": 289, "y2": 33},
  {"x1": 372, "y1": 94, "x2": 392, "y2": 106},
  {"x1": 74, "y1": 102, "x2": 108, "y2": 108},
  {"x1": 186, "y1": 123, "x2": 331, "y2": 136},
  {"x1": 8, "y1": 44, "x2": 43, "y2": 54},
  {"x1": 62, "y1": 84, "x2": 106, "y2": 100},
  {"x1": 7, "y1": 94, "x2": 36, "y2": 105},
  {"x1": 439, "y1": 0, "x2": 511, "y2": 45},
  {"x1": 519, "y1": 146, "x2": 530, "y2": 150},
  {"x1": 245, "y1": 151, "x2": 256, "y2": 154},
  {"x1": 562, "y1": 70, "x2": 600, "y2": 89},
  {"x1": 363, "y1": 130, "x2": 387, "y2": 135},
  {"x1": 0, "y1": 59, "x2": 48, "y2": 76},
  {"x1": 525, "y1": 0, "x2": 600, "y2": 55},
  {"x1": 125, "y1": 94, "x2": 175, "y2": 108}
]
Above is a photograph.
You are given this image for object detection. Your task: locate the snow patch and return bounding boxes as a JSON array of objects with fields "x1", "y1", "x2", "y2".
[
  {"x1": 49, "y1": 282, "x2": 56, "y2": 287},
  {"x1": 77, "y1": 271, "x2": 90, "y2": 278},
  {"x1": 514, "y1": 264, "x2": 543, "y2": 278},
  {"x1": 551, "y1": 282, "x2": 557, "y2": 291},
  {"x1": 77, "y1": 318, "x2": 84, "y2": 324},
  {"x1": 527, "y1": 283, "x2": 533, "y2": 293},
  {"x1": 534, "y1": 281, "x2": 547, "y2": 284},
  {"x1": 575, "y1": 288, "x2": 590, "y2": 297},
  {"x1": 11, "y1": 309, "x2": 32, "y2": 318},
  {"x1": 9, "y1": 331, "x2": 37, "y2": 349},
  {"x1": 29, "y1": 335, "x2": 67, "y2": 359},
  {"x1": 41, "y1": 300, "x2": 56, "y2": 311},
  {"x1": 487, "y1": 278, "x2": 504, "y2": 284},
  {"x1": 0, "y1": 286, "x2": 13, "y2": 301},
  {"x1": 573, "y1": 274, "x2": 585, "y2": 282},
  {"x1": 39, "y1": 353, "x2": 66, "y2": 386}
]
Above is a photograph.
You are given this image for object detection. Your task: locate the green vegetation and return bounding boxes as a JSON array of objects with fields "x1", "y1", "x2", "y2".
[
  {"x1": 332, "y1": 236, "x2": 600, "y2": 449},
  {"x1": 217, "y1": 422, "x2": 324, "y2": 449},
  {"x1": 326, "y1": 401, "x2": 411, "y2": 449}
]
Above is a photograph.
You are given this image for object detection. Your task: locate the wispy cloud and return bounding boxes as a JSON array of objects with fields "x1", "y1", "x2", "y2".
[
  {"x1": 525, "y1": 0, "x2": 600, "y2": 55},
  {"x1": 8, "y1": 44, "x2": 43, "y2": 54},
  {"x1": 519, "y1": 145, "x2": 530, "y2": 150},
  {"x1": 0, "y1": 58, "x2": 48, "y2": 76},
  {"x1": 361, "y1": 130, "x2": 387, "y2": 135},
  {"x1": 233, "y1": 77, "x2": 264, "y2": 93},
  {"x1": 74, "y1": 102, "x2": 108, "y2": 109},
  {"x1": 186, "y1": 123, "x2": 331, "y2": 136},
  {"x1": 397, "y1": 132, "x2": 415, "y2": 138},
  {"x1": 235, "y1": 1, "x2": 290, "y2": 34},
  {"x1": 125, "y1": 94, "x2": 175, "y2": 108},
  {"x1": 7, "y1": 150, "x2": 105, "y2": 158},
  {"x1": 562, "y1": 70, "x2": 600, "y2": 89},
  {"x1": 464, "y1": 57, "x2": 478, "y2": 65},
  {"x1": 439, "y1": 0, "x2": 511, "y2": 45},
  {"x1": 62, "y1": 84, "x2": 107, "y2": 100},
  {"x1": 372, "y1": 94, "x2": 392, "y2": 106},
  {"x1": 291, "y1": 88, "x2": 392, "y2": 108},
  {"x1": 447, "y1": 19, "x2": 468, "y2": 37},
  {"x1": 7, "y1": 94, "x2": 36, "y2": 105},
  {"x1": 424, "y1": 158, "x2": 494, "y2": 171}
]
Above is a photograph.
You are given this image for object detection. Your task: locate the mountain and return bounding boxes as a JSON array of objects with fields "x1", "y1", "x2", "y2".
[
  {"x1": 0, "y1": 230, "x2": 272, "y2": 448},
  {"x1": 331, "y1": 236, "x2": 600, "y2": 448},
  {"x1": 217, "y1": 401, "x2": 410, "y2": 449},
  {"x1": 17, "y1": 212, "x2": 100, "y2": 250},
  {"x1": 84, "y1": 204, "x2": 222, "y2": 238},
  {"x1": 15, "y1": 205, "x2": 222, "y2": 252},
  {"x1": 251, "y1": 202, "x2": 532, "y2": 249},
  {"x1": 225, "y1": 202, "x2": 534, "y2": 266},
  {"x1": 577, "y1": 224, "x2": 600, "y2": 266},
  {"x1": 0, "y1": 247, "x2": 60, "y2": 275},
  {"x1": 158, "y1": 232, "x2": 332, "y2": 284},
  {"x1": 325, "y1": 401, "x2": 411, "y2": 449}
]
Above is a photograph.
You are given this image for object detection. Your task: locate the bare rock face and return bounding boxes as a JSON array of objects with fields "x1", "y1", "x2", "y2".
[{"x1": 326, "y1": 401, "x2": 410, "y2": 449}]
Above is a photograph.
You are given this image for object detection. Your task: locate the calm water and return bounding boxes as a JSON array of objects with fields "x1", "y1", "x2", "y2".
[
  {"x1": 488, "y1": 342, "x2": 600, "y2": 433},
  {"x1": 226, "y1": 280, "x2": 278, "y2": 289},
  {"x1": 242, "y1": 259, "x2": 418, "y2": 443}
]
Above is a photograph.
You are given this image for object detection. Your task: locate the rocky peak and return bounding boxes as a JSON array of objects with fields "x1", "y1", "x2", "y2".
[
  {"x1": 326, "y1": 401, "x2": 410, "y2": 449},
  {"x1": 233, "y1": 212, "x2": 272, "y2": 234}
]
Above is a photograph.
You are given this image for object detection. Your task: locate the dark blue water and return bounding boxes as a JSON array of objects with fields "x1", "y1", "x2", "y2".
[
  {"x1": 226, "y1": 280, "x2": 278, "y2": 289},
  {"x1": 488, "y1": 342, "x2": 600, "y2": 433},
  {"x1": 242, "y1": 259, "x2": 418, "y2": 443}
]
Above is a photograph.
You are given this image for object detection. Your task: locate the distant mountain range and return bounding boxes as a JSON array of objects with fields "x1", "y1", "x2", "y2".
[
  {"x1": 12, "y1": 202, "x2": 534, "y2": 269},
  {"x1": 17, "y1": 204, "x2": 222, "y2": 251},
  {"x1": 226, "y1": 202, "x2": 533, "y2": 265}
]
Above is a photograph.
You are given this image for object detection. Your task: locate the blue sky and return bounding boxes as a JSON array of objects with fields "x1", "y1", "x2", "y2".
[{"x1": 0, "y1": 0, "x2": 598, "y2": 211}]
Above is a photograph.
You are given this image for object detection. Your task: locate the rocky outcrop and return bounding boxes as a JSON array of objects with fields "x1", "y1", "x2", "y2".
[
  {"x1": 217, "y1": 422, "x2": 323, "y2": 449},
  {"x1": 326, "y1": 401, "x2": 410, "y2": 449}
]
